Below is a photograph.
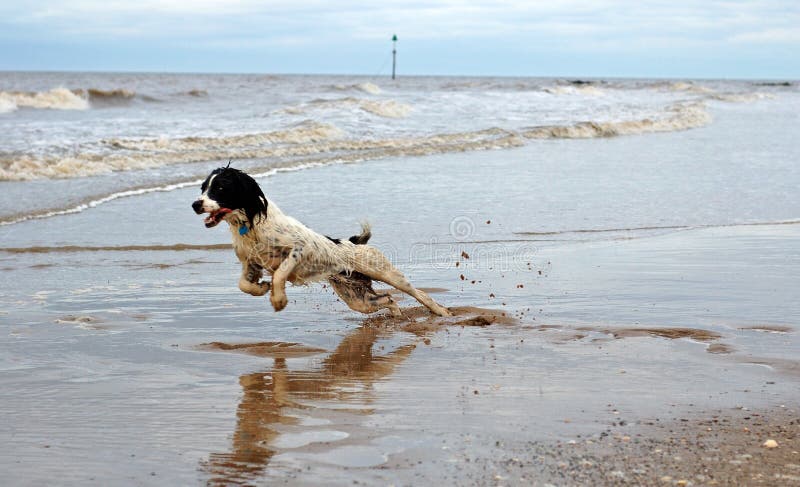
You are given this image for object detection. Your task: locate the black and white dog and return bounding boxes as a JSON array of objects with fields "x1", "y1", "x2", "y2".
[{"x1": 192, "y1": 166, "x2": 451, "y2": 317}]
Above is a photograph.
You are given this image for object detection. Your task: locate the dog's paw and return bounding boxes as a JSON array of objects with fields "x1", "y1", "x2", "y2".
[
  {"x1": 270, "y1": 291, "x2": 288, "y2": 312},
  {"x1": 239, "y1": 278, "x2": 270, "y2": 296},
  {"x1": 252, "y1": 281, "x2": 270, "y2": 296}
]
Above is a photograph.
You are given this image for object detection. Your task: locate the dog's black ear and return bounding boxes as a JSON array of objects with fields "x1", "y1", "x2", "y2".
[{"x1": 237, "y1": 171, "x2": 268, "y2": 229}]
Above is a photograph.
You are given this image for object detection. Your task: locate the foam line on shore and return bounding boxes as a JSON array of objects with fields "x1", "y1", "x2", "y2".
[
  {"x1": 0, "y1": 243, "x2": 232, "y2": 254},
  {"x1": 0, "y1": 102, "x2": 712, "y2": 182},
  {"x1": 515, "y1": 219, "x2": 800, "y2": 237},
  {"x1": 0, "y1": 161, "x2": 333, "y2": 226}
]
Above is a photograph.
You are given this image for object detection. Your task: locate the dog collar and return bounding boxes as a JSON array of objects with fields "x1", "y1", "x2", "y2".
[{"x1": 239, "y1": 225, "x2": 249, "y2": 236}]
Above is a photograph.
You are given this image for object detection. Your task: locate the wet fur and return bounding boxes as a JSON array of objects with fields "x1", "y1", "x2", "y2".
[{"x1": 193, "y1": 167, "x2": 451, "y2": 317}]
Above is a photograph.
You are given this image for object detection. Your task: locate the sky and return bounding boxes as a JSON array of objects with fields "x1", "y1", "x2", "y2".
[{"x1": 0, "y1": 1, "x2": 798, "y2": 79}]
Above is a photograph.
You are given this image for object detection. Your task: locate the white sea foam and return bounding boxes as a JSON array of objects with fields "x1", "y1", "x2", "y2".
[
  {"x1": 544, "y1": 85, "x2": 605, "y2": 96},
  {"x1": 0, "y1": 95, "x2": 17, "y2": 114},
  {"x1": 283, "y1": 97, "x2": 412, "y2": 118},
  {"x1": 522, "y1": 101, "x2": 711, "y2": 139},
  {"x1": 0, "y1": 88, "x2": 90, "y2": 110},
  {"x1": 0, "y1": 161, "x2": 337, "y2": 226},
  {"x1": 662, "y1": 82, "x2": 715, "y2": 94},
  {"x1": 0, "y1": 121, "x2": 345, "y2": 181},
  {"x1": 330, "y1": 82, "x2": 382, "y2": 94},
  {"x1": 104, "y1": 120, "x2": 343, "y2": 151},
  {"x1": 0, "y1": 102, "x2": 712, "y2": 183},
  {"x1": 355, "y1": 82, "x2": 382, "y2": 95},
  {"x1": 358, "y1": 99, "x2": 412, "y2": 118},
  {"x1": 709, "y1": 92, "x2": 775, "y2": 103}
]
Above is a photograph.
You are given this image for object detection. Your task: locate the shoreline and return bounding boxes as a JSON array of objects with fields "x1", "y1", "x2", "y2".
[
  {"x1": 454, "y1": 405, "x2": 800, "y2": 486},
  {"x1": 1, "y1": 90, "x2": 799, "y2": 484}
]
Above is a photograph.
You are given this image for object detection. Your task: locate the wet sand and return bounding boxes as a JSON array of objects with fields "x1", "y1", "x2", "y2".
[
  {"x1": 193, "y1": 304, "x2": 799, "y2": 486},
  {"x1": 443, "y1": 405, "x2": 800, "y2": 486},
  {"x1": 1, "y1": 130, "x2": 800, "y2": 485}
]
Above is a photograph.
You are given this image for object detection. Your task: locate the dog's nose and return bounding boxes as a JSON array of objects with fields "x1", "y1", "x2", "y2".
[{"x1": 192, "y1": 200, "x2": 204, "y2": 214}]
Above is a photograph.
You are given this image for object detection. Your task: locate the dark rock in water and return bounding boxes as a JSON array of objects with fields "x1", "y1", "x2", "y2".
[
  {"x1": 569, "y1": 80, "x2": 593, "y2": 85},
  {"x1": 754, "y1": 81, "x2": 792, "y2": 87}
]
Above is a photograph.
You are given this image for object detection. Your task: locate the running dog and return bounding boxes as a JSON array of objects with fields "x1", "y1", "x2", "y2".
[{"x1": 191, "y1": 166, "x2": 451, "y2": 317}]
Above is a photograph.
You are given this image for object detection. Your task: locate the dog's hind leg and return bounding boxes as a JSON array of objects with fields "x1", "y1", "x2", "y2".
[
  {"x1": 352, "y1": 247, "x2": 451, "y2": 317},
  {"x1": 329, "y1": 272, "x2": 402, "y2": 317}
]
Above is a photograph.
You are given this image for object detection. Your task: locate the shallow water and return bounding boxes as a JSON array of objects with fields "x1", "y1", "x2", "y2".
[
  {"x1": 1, "y1": 73, "x2": 796, "y2": 223},
  {"x1": 0, "y1": 74, "x2": 799, "y2": 485}
]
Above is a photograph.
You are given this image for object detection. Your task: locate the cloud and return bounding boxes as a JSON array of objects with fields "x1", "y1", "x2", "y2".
[
  {"x1": 730, "y1": 27, "x2": 800, "y2": 44},
  {"x1": 3, "y1": 0, "x2": 798, "y2": 45},
  {"x1": 0, "y1": 0, "x2": 798, "y2": 76}
]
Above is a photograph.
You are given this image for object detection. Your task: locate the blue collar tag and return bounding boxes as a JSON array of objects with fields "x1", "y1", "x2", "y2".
[{"x1": 239, "y1": 225, "x2": 249, "y2": 236}]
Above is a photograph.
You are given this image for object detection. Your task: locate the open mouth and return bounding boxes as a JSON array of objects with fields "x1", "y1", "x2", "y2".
[{"x1": 204, "y1": 208, "x2": 232, "y2": 228}]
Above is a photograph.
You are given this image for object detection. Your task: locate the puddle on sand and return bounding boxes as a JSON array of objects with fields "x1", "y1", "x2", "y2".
[
  {"x1": 199, "y1": 307, "x2": 512, "y2": 484},
  {"x1": 199, "y1": 323, "x2": 419, "y2": 484},
  {"x1": 706, "y1": 343, "x2": 735, "y2": 354},
  {"x1": 736, "y1": 357, "x2": 800, "y2": 377},
  {"x1": 54, "y1": 315, "x2": 109, "y2": 330},
  {"x1": 196, "y1": 309, "x2": 800, "y2": 485},
  {"x1": 577, "y1": 326, "x2": 722, "y2": 341},
  {"x1": 278, "y1": 445, "x2": 388, "y2": 468},
  {"x1": 271, "y1": 430, "x2": 349, "y2": 449},
  {"x1": 197, "y1": 341, "x2": 327, "y2": 358},
  {"x1": 738, "y1": 325, "x2": 793, "y2": 333}
]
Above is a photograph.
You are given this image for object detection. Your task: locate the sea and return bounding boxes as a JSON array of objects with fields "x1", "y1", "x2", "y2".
[
  {"x1": 1, "y1": 73, "x2": 796, "y2": 229},
  {"x1": 1, "y1": 72, "x2": 799, "y2": 485}
]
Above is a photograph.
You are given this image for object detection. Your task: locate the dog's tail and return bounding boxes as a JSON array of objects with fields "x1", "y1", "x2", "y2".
[{"x1": 348, "y1": 222, "x2": 371, "y2": 245}]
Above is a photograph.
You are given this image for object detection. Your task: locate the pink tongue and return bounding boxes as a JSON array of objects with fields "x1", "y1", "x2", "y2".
[{"x1": 204, "y1": 208, "x2": 232, "y2": 226}]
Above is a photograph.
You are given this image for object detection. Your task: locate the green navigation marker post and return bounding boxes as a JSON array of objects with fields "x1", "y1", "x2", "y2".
[{"x1": 392, "y1": 34, "x2": 398, "y2": 80}]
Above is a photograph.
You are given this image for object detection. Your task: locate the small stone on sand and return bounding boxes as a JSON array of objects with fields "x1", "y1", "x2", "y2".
[{"x1": 763, "y1": 439, "x2": 779, "y2": 448}]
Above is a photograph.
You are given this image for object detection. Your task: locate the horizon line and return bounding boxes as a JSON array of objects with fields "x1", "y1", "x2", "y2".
[{"x1": 0, "y1": 68, "x2": 795, "y2": 82}]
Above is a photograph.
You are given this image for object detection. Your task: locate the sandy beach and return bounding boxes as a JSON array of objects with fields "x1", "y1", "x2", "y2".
[{"x1": 1, "y1": 74, "x2": 799, "y2": 485}]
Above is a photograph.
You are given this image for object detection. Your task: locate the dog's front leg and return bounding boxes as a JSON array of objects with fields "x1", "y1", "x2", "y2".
[
  {"x1": 270, "y1": 246, "x2": 302, "y2": 311},
  {"x1": 238, "y1": 262, "x2": 270, "y2": 296}
]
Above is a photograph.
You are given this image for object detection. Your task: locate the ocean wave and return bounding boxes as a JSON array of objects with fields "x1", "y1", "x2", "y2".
[
  {"x1": 359, "y1": 99, "x2": 412, "y2": 118},
  {"x1": 658, "y1": 81, "x2": 715, "y2": 94},
  {"x1": 329, "y1": 82, "x2": 382, "y2": 94},
  {"x1": 0, "y1": 126, "x2": 520, "y2": 183},
  {"x1": 0, "y1": 130, "x2": 525, "y2": 224},
  {"x1": 283, "y1": 97, "x2": 413, "y2": 118},
  {"x1": 0, "y1": 87, "x2": 162, "y2": 111},
  {"x1": 0, "y1": 96, "x2": 16, "y2": 114},
  {"x1": 709, "y1": 92, "x2": 775, "y2": 103},
  {"x1": 103, "y1": 120, "x2": 343, "y2": 152},
  {"x1": 0, "y1": 102, "x2": 712, "y2": 182},
  {"x1": 522, "y1": 101, "x2": 711, "y2": 139},
  {"x1": 544, "y1": 85, "x2": 605, "y2": 96},
  {"x1": 81, "y1": 88, "x2": 136, "y2": 101},
  {"x1": 441, "y1": 80, "x2": 539, "y2": 92},
  {"x1": 0, "y1": 88, "x2": 90, "y2": 111}
]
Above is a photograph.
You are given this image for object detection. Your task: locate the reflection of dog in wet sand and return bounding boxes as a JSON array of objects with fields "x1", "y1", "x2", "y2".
[
  {"x1": 202, "y1": 325, "x2": 416, "y2": 483},
  {"x1": 192, "y1": 166, "x2": 451, "y2": 317}
]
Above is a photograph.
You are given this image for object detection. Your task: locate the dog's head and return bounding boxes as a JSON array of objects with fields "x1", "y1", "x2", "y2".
[{"x1": 192, "y1": 167, "x2": 268, "y2": 229}]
